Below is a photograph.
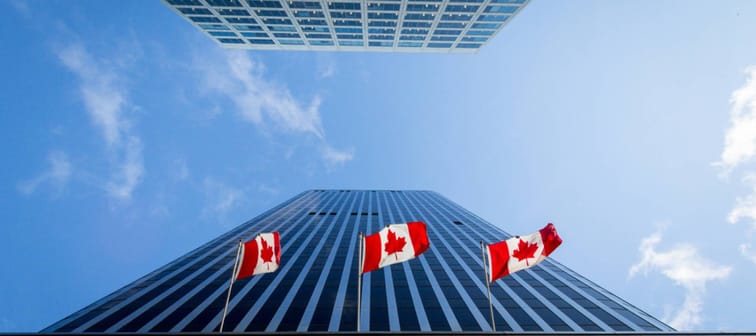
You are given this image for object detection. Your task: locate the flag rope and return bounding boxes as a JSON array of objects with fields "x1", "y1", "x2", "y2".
[
  {"x1": 481, "y1": 241, "x2": 496, "y2": 332},
  {"x1": 357, "y1": 231, "x2": 363, "y2": 332},
  {"x1": 220, "y1": 240, "x2": 242, "y2": 333}
]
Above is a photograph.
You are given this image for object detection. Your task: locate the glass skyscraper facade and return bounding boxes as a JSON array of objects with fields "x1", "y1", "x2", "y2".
[
  {"x1": 44, "y1": 190, "x2": 672, "y2": 333},
  {"x1": 161, "y1": 0, "x2": 529, "y2": 53}
]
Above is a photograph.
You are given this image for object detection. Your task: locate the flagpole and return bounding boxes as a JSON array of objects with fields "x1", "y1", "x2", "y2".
[
  {"x1": 481, "y1": 241, "x2": 496, "y2": 332},
  {"x1": 220, "y1": 240, "x2": 242, "y2": 333},
  {"x1": 357, "y1": 232, "x2": 363, "y2": 333}
]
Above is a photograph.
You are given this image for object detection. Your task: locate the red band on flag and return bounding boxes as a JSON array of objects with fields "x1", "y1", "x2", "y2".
[
  {"x1": 362, "y1": 232, "x2": 382, "y2": 273},
  {"x1": 408, "y1": 221, "x2": 430, "y2": 257},
  {"x1": 236, "y1": 240, "x2": 259, "y2": 280},
  {"x1": 539, "y1": 223, "x2": 562, "y2": 257},
  {"x1": 487, "y1": 240, "x2": 511, "y2": 281},
  {"x1": 273, "y1": 231, "x2": 281, "y2": 264}
]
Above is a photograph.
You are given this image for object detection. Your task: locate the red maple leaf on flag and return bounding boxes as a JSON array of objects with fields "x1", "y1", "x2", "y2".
[
  {"x1": 260, "y1": 238, "x2": 275, "y2": 270},
  {"x1": 512, "y1": 239, "x2": 538, "y2": 266},
  {"x1": 384, "y1": 229, "x2": 406, "y2": 260}
]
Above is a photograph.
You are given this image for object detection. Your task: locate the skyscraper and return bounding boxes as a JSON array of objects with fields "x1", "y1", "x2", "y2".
[
  {"x1": 44, "y1": 190, "x2": 672, "y2": 333},
  {"x1": 161, "y1": 0, "x2": 530, "y2": 53}
]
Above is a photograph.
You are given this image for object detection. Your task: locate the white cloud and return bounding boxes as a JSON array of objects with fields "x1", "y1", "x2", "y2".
[
  {"x1": 105, "y1": 137, "x2": 144, "y2": 201},
  {"x1": 257, "y1": 183, "x2": 279, "y2": 196},
  {"x1": 319, "y1": 62, "x2": 336, "y2": 79},
  {"x1": 202, "y1": 177, "x2": 244, "y2": 220},
  {"x1": 0, "y1": 316, "x2": 14, "y2": 332},
  {"x1": 629, "y1": 229, "x2": 732, "y2": 330},
  {"x1": 56, "y1": 43, "x2": 144, "y2": 200},
  {"x1": 9, "y1": 0, "x2": 30, "y2": 16},
  {"x1": 727, "y1": 173, "x2": 756, "y2": 227},
  {"x1": 175, "y1": 158, "x2": 190, "y2": 181},
  {"x1": 18, "y1": 151, "x2": 72, "y2": 196},
  {"x1": 715, "y1": 66, "x2": 756, "y2": 175},
  {"x1": 718, "y1": 66, "x2": 756, "y2": 265},
  {"x1": 196, "y1": 49, "x2": 352, "y2": 166},
  {"x1": 321, "y1": 144, "x2": 354, "y2": 167},
  {"x1": 200, "y1": 50, "x2": 324, "y2": 138},
  {"x1": 739, "y1": 243, "x2": 756, "y2": 264},
  {"x1": 58, "y1": 44, "x2": 126, "y2": 146}
]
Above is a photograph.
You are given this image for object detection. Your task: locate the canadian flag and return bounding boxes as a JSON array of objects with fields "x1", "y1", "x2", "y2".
[
  {"x1": 486, "y1": 223, "x2": 562, "y2": 282},
  {"x1": 236, "y1": 232, "x2": 281, "y2": 280},
  {"x1": 361, "y1": 222, "x2": 430, "y2": 273}
]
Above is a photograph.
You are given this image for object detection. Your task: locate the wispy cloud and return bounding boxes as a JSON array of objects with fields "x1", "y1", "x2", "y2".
[
  {"x1": 202, "y1": 177, "x2": 244, "y2": 221},
  {"x1": 18, "y1": 151, "x2": 72, "y2": 196},
  {"x1": 727, "y1": 173, "x2": 756, "y2": 227},
  {"x1": 195, "y1": 49, "x2": 352, "y2": 166},
  {"x1": 58, "y1": 44, "x2": 126, "y2": 146},
  {"x1": 318, "y1": 62, "x2": 336, "y2": 79},
  {"x1": 739, "y1": 243, "x2": 756, "y2": 264},
  {"x1": 104, "y1": 136, "x2": 144, "y2": 200},
  {"x1": 174, "y1": 158, "x2": 190, "y2": 181},
  {"x1": 257, "y1": 183, "x2": 279, "y2": 196},
  {"x1": 315, "y1": 53, "x2": 337, "y2": 79},
  {"x1": 629, "y1": 228, "x2": 732, "y2": 330},
  {"x1": 56, "y1": 43, "x2": 144, "y2": 200},
  {"x1": 321, "y1": 144, "x2": 354, "y2": 168},
  {"x1": 0, "y1": 316, "x2": 14, "y2": 332},
  {"x1": 715, "y1": 66, "x2": 756, "y2": 175},
  {"x1": 9, "y1": 0, "x2": 30, "y2": 16},
  {"x1": 717, "y1": 66, "x2": 756, "y2": 265}
]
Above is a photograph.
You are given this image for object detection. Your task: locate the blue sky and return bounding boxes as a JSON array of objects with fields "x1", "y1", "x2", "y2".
[{"x1": 2, "y1": 0, "x2": 756, "y2": 332}]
